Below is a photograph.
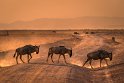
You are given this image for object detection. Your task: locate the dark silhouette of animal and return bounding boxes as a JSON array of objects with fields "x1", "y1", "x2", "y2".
[
  {"x1": 83, "y1": 50, "x2": 112, "y2": 69},
  {"x1": 13, "y1": 45, "x2": 40, "y2": 64},
  {"x1": 46, "y1": 46, "x2": 72, "y2": 64}
]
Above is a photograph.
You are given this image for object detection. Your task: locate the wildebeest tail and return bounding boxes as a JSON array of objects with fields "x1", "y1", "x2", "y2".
[
  {"x1": 13, "y1": 50, "x2": 17, "y2": 58},
  {"x1": 48, "y1": 47, "x2": 52, "y2": 56},
  {"x1": 48, "y1": 51, "x2": 50, "y2": 56}
]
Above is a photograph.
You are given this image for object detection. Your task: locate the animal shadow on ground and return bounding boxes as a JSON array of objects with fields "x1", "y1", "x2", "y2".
[
  {"x1": 93, "y1": 62, "x2": 124, "y2": 71},
  {"x1": 29, "y1": 62, "x2": 79, "y2": 68}
]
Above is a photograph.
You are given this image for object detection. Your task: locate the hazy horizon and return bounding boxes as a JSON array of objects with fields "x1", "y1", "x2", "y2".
[
  {"x1": 0, "y1": 17, "x2": 124, "y2": 30},
  {"x1": 1, "y1": 16, "x2": 124, "y2": 24}
]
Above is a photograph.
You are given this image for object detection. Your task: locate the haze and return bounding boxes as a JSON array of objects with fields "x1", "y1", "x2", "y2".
[{"x1": 0, "y1": 0, "x2": 124, "y2": 29}]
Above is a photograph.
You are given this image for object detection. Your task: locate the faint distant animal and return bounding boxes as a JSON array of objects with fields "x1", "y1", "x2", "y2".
[
  {"x1": 13, "y1": 45, "x2": 40, "y2": 64},
  {"x1": 46, "y1": 46, "x2": 72, "y2": 64},
  {"x1": 83, "y1": 50, "x2": 112, "y2": 69}
]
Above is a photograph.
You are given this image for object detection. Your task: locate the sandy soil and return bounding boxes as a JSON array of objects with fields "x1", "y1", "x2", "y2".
[{"x1": 0, "y1": 32, "x2": 124, "y2": 83}]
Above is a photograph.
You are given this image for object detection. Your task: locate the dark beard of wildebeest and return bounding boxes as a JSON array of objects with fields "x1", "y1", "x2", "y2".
[
  {"x1": 46, "y1": 46, "x2": 72, "y2": 64},
  {"x1": 13, "y1": 45, "x2": 40, "y2": 64},
  {"x1": 83, "y1": 50, "x2": 112, "y2": 69}
]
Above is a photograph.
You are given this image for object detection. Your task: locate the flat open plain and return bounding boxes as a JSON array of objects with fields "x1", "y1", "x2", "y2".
[{"x1": 0, "y1": 30, "x2": 124, "y2": 83}]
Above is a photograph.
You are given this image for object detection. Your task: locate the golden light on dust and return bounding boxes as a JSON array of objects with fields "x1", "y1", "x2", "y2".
[
  {"x1": 105, "y1": 74, "x2": 111, "y2": 77},
  {"x1": 70, "y1": 59, "x2": 108, "y2": 69},
  {"x1": 71, "y1": 60, "x2": 82, "y2": 66},
  {"x1": 0, "y1": 60, "x2": 14, "y2": 67}
]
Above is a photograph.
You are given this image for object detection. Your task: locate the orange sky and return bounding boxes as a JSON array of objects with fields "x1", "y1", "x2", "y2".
[{"x1": 0, "y1": 0, "x2": 124, "y2": 23}]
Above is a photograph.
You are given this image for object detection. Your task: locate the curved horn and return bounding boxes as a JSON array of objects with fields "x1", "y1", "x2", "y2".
[
  {"x1": 35, "y1": 45, "x2": 40, "y2": 47},
  {"x1": 109, "y1": 51, "x2": 112, "y2": 61}
]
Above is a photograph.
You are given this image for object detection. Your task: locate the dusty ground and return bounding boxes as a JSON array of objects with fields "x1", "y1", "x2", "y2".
[{"x1": 0, "y1": 31, "x2": 124, "y2": 83}]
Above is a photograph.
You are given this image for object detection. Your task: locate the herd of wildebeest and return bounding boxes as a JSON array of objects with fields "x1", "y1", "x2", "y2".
[{"x1": 13, "y1": 44, "x2": 113, "y2": 69}]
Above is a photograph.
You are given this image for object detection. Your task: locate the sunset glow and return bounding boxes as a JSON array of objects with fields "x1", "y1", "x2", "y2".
[{"x1": 0, "y1": 0, "x2": 124, "y2": 30}]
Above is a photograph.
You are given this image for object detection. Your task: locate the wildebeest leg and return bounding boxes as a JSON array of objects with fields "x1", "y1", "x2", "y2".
[
  {"x1": 89, "y1": 59, "x2": 93, "y2": 69},
  {"x1": 27, "y1": 55, "x2": 30, "y2": 63},
  {"x1": 83, "y1": 58, "x2": 90, "y2": 67},
  {"x1": 28, "y1": 54, "x2": 32, "y2": 63},
  {"x1": 51, "y1": 54, "x2": 54, "y2": 63},
  {"x1": 58, "y1": 54, "x2": 61, "y2": 63},
  {"x1": 63, "y1": 55, "x2": 67, "y2": 64},
  {"x1": 46, "y1": 53, "x2": 51, "y2": 62},
  {"x1": 16, "y1": 54, "x2": 19, "y2": 64},
  {"x1": 104, "y1": 59, "x2": 108, "y2": 66},
  {"x1": 20, "y1": 55, "x2": 25, "y2": 63},
  {"x1": 100, "y1": 59, "x2": 103, "y2": 67}
]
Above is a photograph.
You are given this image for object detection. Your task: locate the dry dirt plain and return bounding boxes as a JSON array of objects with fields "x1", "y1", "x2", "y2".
[{"x1": 0, "y1": 30, "x2": 124, "y2": 83}]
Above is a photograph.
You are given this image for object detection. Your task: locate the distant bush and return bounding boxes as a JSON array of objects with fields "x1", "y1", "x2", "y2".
[
  {"x1": 85, "y1": 32, "x2": 89, "y2": 34},
  {"x1": 74, "y1": 32, "x2": 79, "y2": 34},
  {"x1": 52, "y1": 31, "x2": 56, "y2": 33},
  {"x1": 112, "y1": 37, "x2": 115, "y2": 42},
  {"x1": 91, "y1": 32, "x2": 95, "y2": 34}
]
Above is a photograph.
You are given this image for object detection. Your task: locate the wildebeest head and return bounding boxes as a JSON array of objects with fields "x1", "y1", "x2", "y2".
[
  {"x1": 108, "y1": 52, "x2": 112, "y2": 61},
  {"x1": 34, "y1": 45, "x2": 40, "y2": 54},
  {"x1": 68, "y1": 48, "x2": 72, "y2": 57}
]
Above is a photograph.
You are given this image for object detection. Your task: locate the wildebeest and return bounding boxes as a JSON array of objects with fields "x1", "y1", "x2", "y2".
[
  {"x1": 83, "y1": 50, "x2": 112, "y2": 69},
  {"x1": 46, "y1": 46, "x2": 72, "y2": 64},
  {"x1": 13, "y1": 45, "x2": 40, "y2": 64}
]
